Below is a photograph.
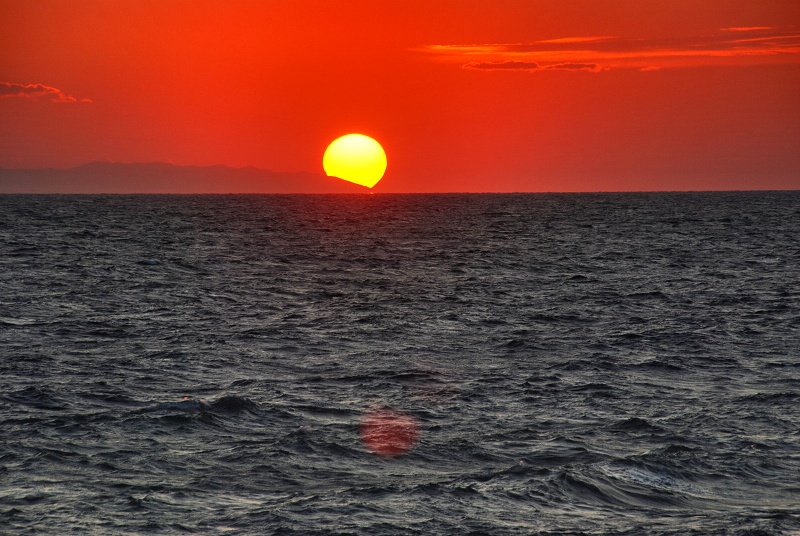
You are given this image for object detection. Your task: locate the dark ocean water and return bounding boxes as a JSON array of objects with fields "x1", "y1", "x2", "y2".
[{"x1": 1, "y1": 192, "x2": 799, "y2": 535}]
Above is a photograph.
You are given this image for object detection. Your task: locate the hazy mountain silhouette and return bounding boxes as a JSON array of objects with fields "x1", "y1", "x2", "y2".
[{"x1": 0, "y1": 162, "x2": 370, "y2": 194}]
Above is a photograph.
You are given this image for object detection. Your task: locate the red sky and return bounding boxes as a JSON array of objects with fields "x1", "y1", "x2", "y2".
[{"x1": 1, "y1": 0, "x2": 799, "y2": 192}]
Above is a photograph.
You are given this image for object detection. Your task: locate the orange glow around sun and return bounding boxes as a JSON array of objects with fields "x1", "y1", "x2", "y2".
[
  {"x1": 323, "y1": 134, "x2": 387, "y2": 189},
  {"x1": 1, "y1": 2, "x2": 798, "y2": 193}
]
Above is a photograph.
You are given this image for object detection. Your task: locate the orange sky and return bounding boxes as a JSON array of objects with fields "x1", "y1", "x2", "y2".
[{"x1": 1, "y1": 0, "x2": 799, "y2": 192}]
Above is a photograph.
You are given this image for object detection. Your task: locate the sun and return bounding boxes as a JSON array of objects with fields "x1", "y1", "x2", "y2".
[{"x1": 323, "y1": 133, "x2": 387, "y2": 188}]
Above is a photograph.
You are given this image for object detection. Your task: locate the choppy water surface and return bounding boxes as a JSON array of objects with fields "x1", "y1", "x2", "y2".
[{"x1": 1, "y1": 192, "x2": 799, "y2": 535}]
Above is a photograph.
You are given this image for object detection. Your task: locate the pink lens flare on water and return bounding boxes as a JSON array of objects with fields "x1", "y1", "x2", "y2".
[{"x1": 359, "y1": 407, "x2": 420, "y2": 457}]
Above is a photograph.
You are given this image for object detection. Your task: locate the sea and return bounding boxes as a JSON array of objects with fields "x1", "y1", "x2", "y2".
[{"x1": 1, "y1": 192, "x2": 799, "y2": 535}]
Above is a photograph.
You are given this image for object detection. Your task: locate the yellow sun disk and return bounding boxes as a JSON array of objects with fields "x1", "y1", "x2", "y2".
[{"x1": 323, "y1": 134, "x2": 387, "y2": 188}]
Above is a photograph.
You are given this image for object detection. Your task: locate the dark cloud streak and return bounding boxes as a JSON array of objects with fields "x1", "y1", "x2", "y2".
[
  {"x1": 463, "y1": 61, "x2": 601, "y2": 72},
  {"x1": 463, "y1": 60, "x2": 540, "y2": 71},
  {"x1": 543, "y1": 63, "x2": 602, "y2": 72},
  {"x1": 0, "y1": 82, "x2": 88, "y2": 103}
]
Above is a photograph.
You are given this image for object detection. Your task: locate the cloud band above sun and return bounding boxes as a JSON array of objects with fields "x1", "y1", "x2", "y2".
[
  {"x1": 0, "y1": 82, "x2": 91, "y2": 103},
  {"x1": 421, "y1": 27, "x2": 800, "y2": 72}
]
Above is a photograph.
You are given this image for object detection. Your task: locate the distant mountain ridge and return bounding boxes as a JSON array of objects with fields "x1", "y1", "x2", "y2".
[{"x1": 0, "y1": 161, "x2": 369, "y2": 194}]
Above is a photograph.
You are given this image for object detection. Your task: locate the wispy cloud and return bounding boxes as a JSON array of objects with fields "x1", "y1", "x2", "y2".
[
  {"x1": 536, "y1": 36, "x2": 618, "y2": 44},
  {"x1": 420, "y1": 27, "x2": 800, "y2": 73},
  {"x1": 0, "y1": 82, "x2": 91, "y2": 103},
  {"x1": 720, "y1": 26, "x2": 775, "y2": 32}
]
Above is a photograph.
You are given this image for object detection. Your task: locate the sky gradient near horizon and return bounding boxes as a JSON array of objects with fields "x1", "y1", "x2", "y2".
[{"x1": 2, "y1": 0, "x2": 799, "y2": 192}]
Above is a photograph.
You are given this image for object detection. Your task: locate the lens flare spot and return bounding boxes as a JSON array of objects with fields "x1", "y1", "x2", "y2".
[{"x1": 359, "y1": 407, "x2": 420, "y2": 457}]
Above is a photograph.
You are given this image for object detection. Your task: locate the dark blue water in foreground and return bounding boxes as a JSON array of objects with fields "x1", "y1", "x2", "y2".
[{"x1": 1, "y1": 192, "x2": 799, "y2": 535}]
